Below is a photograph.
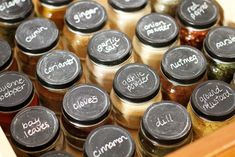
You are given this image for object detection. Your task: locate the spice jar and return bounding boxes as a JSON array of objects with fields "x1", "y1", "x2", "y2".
[
  {"x1": 107, "y1": 0, "x2": 151, "y2": 39},
  {"x1": 84, "y1": 125, "x2": 136, "y2": 157},
  {"x1": 188, "y1": 80, "x2": 235, "y2": 139},
  {"x1": 10, "y1": 106, "x2": 64, "y2": 157},
  {"x1": 86, "y1": 30, "x2": 136, "y2": 92},
  {"x1": 176, "y1": 0, "x2": 220, "y2": 49},
  {"x1": 35, "y1": 50, "x2": 84, "y2": 115},
  {"x1": 203, "y1": 26, "x2": 235, "y2": 83},
  {"x1": 15, "y1": 18, "x2": 62, "y2": 80},
  {"x1": 61, "y1": 84, "x2": 112, "y2": 150},
  {"x1": 40, "y1": 151, "x2": 74, "y2": 157},
  {"x1": 151, "y1": 0, "x2": 181, "y2": 17},
  {"x1": 137, "y1": 101, "x2": 192, "y2": 157},
  {"x1": 111, "y1": 63, "x2": 162, "y2": 129},
  {"x1": 133, "y1": 13, "x2": 179, "y2": 72},
  {"x1": 63, "y1": 0, "x2": 108, "y2": 61},
  {"x1": 0, "y1": 0, "x2": 34, "y2": 47},
  {"x1": 0, "y1": 39, "x2": 18, "y2": 72},
  {"x1": 231, "y1": 73, "x2": 235, "y2": 89},
  {"x1": 160, "y1": 45, "x2": 207, "y2": 106},
  {"x1": 0, "y1": 71, "x2": 39, "y2": 135},
  {"x1": 34, "y1": 0, "x2": 73, "y2": 30}
]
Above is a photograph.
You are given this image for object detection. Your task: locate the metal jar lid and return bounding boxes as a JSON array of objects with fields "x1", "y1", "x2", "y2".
[
  {"x1": 0, "y1": 39, "x2": 12, "y2": 71},
  {"x1": 108, "y1": 0, "x2": 148, "y2": 12},
  {"x1": 40, "y1": 0, "x2": 72, "y2": 6},
  {"x1": 40, "y1": 151, "x2": 74, "y2": 157}
]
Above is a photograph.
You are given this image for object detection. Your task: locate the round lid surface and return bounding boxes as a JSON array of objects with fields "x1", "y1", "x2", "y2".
[
  {"x1": 36, "y1": 50, "x2": 82, "y2": 89},
  {"x1": 41, "y1": 151, "x2": 74, "y2": 157},
  {"x1": 0, "y1": 71, "x2": 33, "y2": 112},
  {"x1": 65, "y1": 1, "x2": 107, "y2": 33},
  {"x1": 108, "y1": 0, "x2": 148, "y2": 12},
  {"x1": 88, "y1": 30, "x2": 132, "y2": 65},
  {"x1": 15, "y1": 18, "x2": 59, "y2": 54},
  {"x1": 191, "y1": 80, "x2": 235, "y2": 121},
  {"x1": 136, "y1": 13, "x2": 179, "y2": 47},
  {"x1": 0, "y1": 39, "x2": 12, "y2": 71},
  {"x1": 113, "y1": 63, "x2": 160, "y2": 103},
  {"x1": 84, "y1": 125, "x2": 136, "y2": 157},
  {"x1": 161, "y1": 45, "x2": 207, "y2": 84},
  {"x1": 62, "y1": 84, "x2": 111, "y2": 125},
  {"x1": 177, "y1": 0, "x2": 219, "y2": 29},
  {"x1": 142, "y1": 101, "x2": 192, "y2": 145},
  {"x1": 40, "y1": 0, "x2": 72, "y2": 6},
  {"x1": 10, "y1": 106, "x2": 59, "y2": 152}
]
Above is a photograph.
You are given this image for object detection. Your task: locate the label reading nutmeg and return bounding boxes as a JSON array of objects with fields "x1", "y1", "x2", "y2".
[
  {"x1": 187, "y1": 1, "x2": 208, "y2": 20},
  {"x1": 144, "y1": 21, "x2": 172, "y2": 36},
  {"x1": 0, "y1": 0, "x2": 26, "y2": 11},
  {"x1": 170, "y1": 54, "x2": 199, "y2": 70},
  {"x1": 97, "y1": 37, "x2": 121, "y2": 53},
  {"x1": 73, "y1": 7, "x2": 99, "y2": 23}
]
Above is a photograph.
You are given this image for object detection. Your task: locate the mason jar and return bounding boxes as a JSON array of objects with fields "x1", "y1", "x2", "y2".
[
  {"x1": 151, "y1": 0, "x2": 182, "y2": 16},
  {"x1": 160, "y1": 45, "x2": 207, "y2": 106},
  {"x1": 188, "y1": 80, "x2": 235, "y2": 139},
  {"x1": 107, "y1": 0, "x2": 151, "y2": 39},
  {"x1": 133, "y1": 13, "x2": 179, "y2": 72},
  {"x1": 203, "y1": 26, "x2": 235, "y2": 83},
  {"x1": 86, "y1": 30, "x2": 136, "y2": 92},
  {"x1": 137, "y1": 101, "x2": 192, "y2": 157},
  {"x1": 35, "y1": 50, "x2": 84, "y2": 115},
  {"x1": 111, "y1": 63, "x2": 162, "y2": 129}
]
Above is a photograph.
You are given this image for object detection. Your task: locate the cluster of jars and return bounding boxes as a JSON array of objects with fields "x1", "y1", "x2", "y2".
[{"x1": 0, "y1": 0, "x2": 234, "y2": 157}]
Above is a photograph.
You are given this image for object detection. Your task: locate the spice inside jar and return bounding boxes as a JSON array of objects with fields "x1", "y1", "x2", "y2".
[
  {"x1": 0, "y1": 71, "x2": 39, "y2": 135},
  {"x1": 63, "y1": 0, "x2": 108, "y2": 61},
  {"x1": 40, "y1": 151, "x2": 74, "y2": 157},
  {"x1": 36, "y1": 50, "x2": 84, "y2": 115},
  {"x1": 203, "y1": 26, "x2": 235, "y2": 83},
  {"x1": 84, "y1": 125, "x2": 136, "y2": 157},
  {"x1": 15, "y1": 18, "x2": 61, "y2": 80},
  {"x1": 10, "y1": 106, "x2": 64, "y2": 157},
  {"x1": 188, "y1": 80, "x2": 235, "y2": 139},
  {"x1": 61, "y1": 84, "x2": 112, "y2": 150},
  {"x1": 107, "y1": 0, "x2": 151, "y2": 39},
  {"x1": 176, "y1": 0, "x2": 220, "y2": 49},
  {"x1": 0, "y1": 0, "x2": 34, "y2": 47},
  {"x1": 160, "y1": 45, "x2": 207, "y2": 106},
  {"x1": 133, "y1": 13, "x2": 179, "y2": 72},
  {"x1": 231, "y1": 73, "x2": 235, "y2": 89},
  {"x1": 86, "y1": 30, "x2": 136, "y2": 92},
  {"x1": 137, "y1": 101, "x2": 192, "y2": 157},
  {"x1": 111, "y1": 63, "x2": 162, "y2": 129}
]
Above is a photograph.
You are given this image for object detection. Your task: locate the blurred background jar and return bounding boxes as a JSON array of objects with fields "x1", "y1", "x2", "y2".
[
  {"x1": 176, "y1": 0, "x2": 220, "y2": 49},
  {"x1": 137, "y1": 101, "x2": 192, "y2": 157},
  {"x1": 133, "y1": 13, "x2": 179, "y2": 72},
  {"x1": 63, "y1": 0, "x2": 108, "y2": 61},
  {"x1": 40, "y1": 151, "x2": 74, "y2": 157},
  {"x1": 34, "y1": 0, "x2": 73, "y2": 30},
  {"x1": 15, "y1": 18, "x2": 62, "y2": 80},
  {"x1": 110, "y1": 63, "x2": 162, "y2": 129},
  {"x1": 203, "y1": 26, "x2": 235, "y2": 83},
  {"x1": 35, "y1": 50, "x2": 84, "y2": 115},
  {"x1": 160, "y1": 45, "x2": 207, "y2": 106},
  {"x1": 84, "y1": 125, "x2": 136, "y2": 157},
  {"x1": 10, "y1": 106, "x2": 64, "y2": 157},
  {"x1": 0, "y1": 39, "x2": 18, "y2": 72},
  {"x1": 107, "y1": 0, "x2": 151, "y2": 39},
  {"x1": 0, "y1": 72, "x2": 39, "y2": 135},
  {"x1": 0, "y1": 0, "x2": 34, "y2": 47},
  {"x1": 188, "y1": 80, "x2": 235, "y2": 139},
  {"x1": 86, "y1": 30, "x2": 136, "y2": 92},
  {"x1": 61, "y1": 84, "x2": 112, "y2": 150},
  {"x1": 151, "y1": 0, "x2": 182, "y2": 17}
]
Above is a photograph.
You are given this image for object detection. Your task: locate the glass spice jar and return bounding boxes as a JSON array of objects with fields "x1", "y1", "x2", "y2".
[
  {"x1": 0, "y1": 71, "x2": 39, "y2": 135},
  {"x1": 34, "y1": 0, "x2": 73, "y2": 30},
  {"x1": 176, "y1": 0, "x2": 220, "y2": 49},
  {"x1": 63, "y1": 0, "x2": 108, "y2": 61},
  {"x1": 203, "y1": 26, "x2": 235, "y2": 83},
  {"x1": 40, "y1": 151, "x2": 74, "y2": 157},
  {"x1": 188, "y1": 80, "x2": 235, "y2": 139},
  {"x1": 231, "y1": 73, "x2": 235, "y2": 89},
  {"x1": 35, "y1": 50, "x2": 84, "y2": 115},
  {"x1": 10, "y1": 106, "x2": 64, "y2": 157},
  {"x1": 86, "y1": 30, "x2": 136, "y2": 93},
  {"x1": 160, "y1": 45, "x2": 207, "y2": 106},
  {"x1": 111, "y1": 63, "x2": 162, "y2": 129},
  {"x1": 15, "y1": 18, "x2": 62, "y2": 80},
  {"x1": 137, "y1": 101, "x2": 192, "y2": 157},
  {"x1": 61, "y1": 84, "x2": 112, "y2": 150},
  {"x1": 133, "y1": 13, "x2": 180, "y2": 72},
  {"x1": 0, "y1": 0, "x2": 34, "y2": 47},
  {"x1": 84, "y1": 125, "x2": 137, "y2": 157},
  {"x1": 0, "y1": 39, "x2": 18, "y2": 72},
  {"x1": 107, "y1": 0, "x2": 151, "y2": 39}
]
